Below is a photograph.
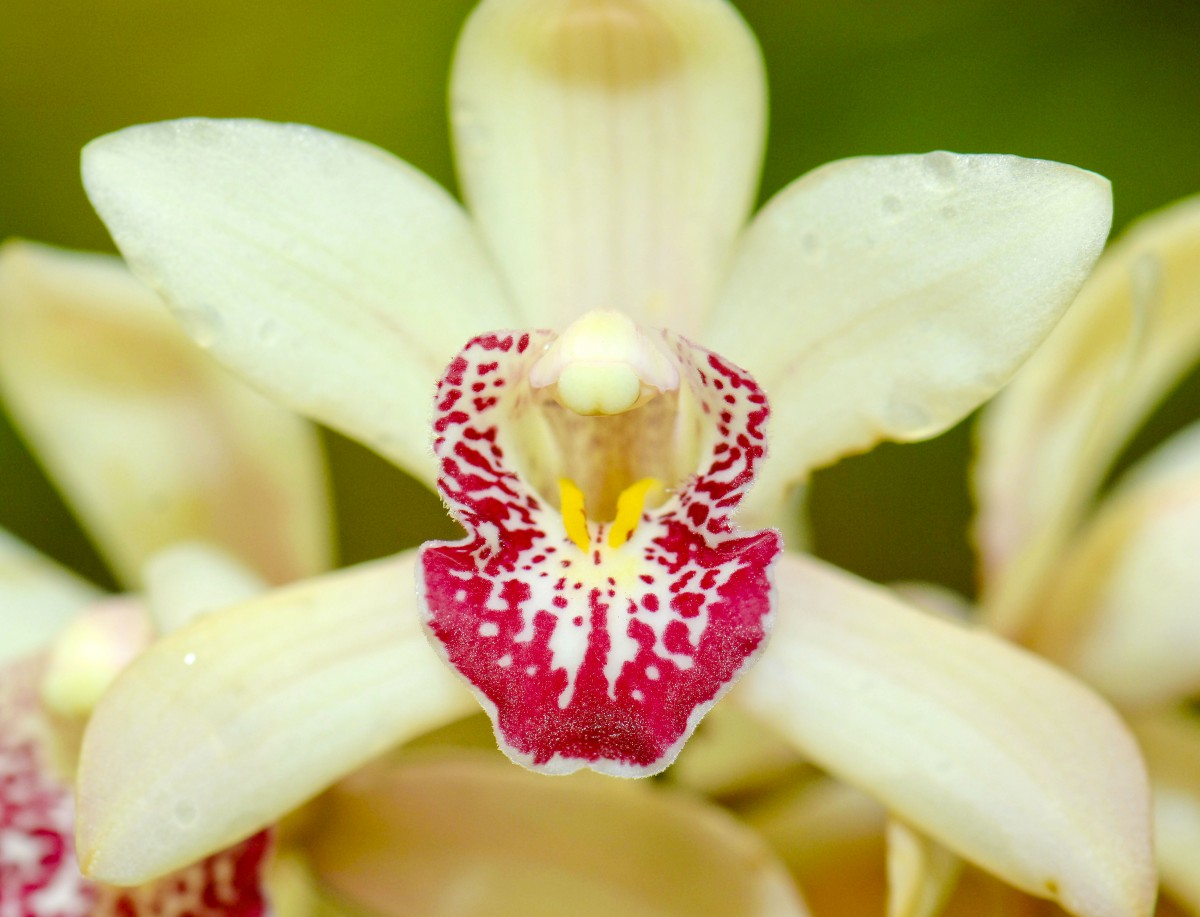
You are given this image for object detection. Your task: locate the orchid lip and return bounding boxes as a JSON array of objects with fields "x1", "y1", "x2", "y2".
[{"x1": 417, "y1": 321, "x2": 781, "y2": 776}]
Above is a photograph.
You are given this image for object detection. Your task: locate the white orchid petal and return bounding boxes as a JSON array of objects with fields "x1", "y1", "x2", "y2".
[
  {"x1": 0, "y1": 241, "x2": 330, "y2": 587},
  {"x1": 1135, "y1": 713, "x2": 1200, "y2": 914},
  {"x1": 452, "y1": 0, "x2": 765, "y2": 333},
  {"x1": 1029, "y1": 423, "x2": 1200, "y2": 710},
  {"x1": 886, "y1": 821, "x2": 961, "y2": 917},
  {"x1": 142, "y1": 541, "x2": 268, "y2": 635},
  {"x1": 0, "y1": 528, "x2": 99, "y2": 663},
  {"x1": 76, "y1": 552, "x2": 476, "y2": 884},
  {"x1": 976, "y1": 194, "x2": 1200, "y2": 637},
  {"x1": 736, "y1": 553, "x2": 1155, "y2": 917},
  {"x1": 82, "y1": 119, "x2": 515, "y2": 482},
  {"x1": 707, "y1": 153, "x2": 1110, "y2": 522},
  {"x1": 309, "y1": 756, "x2": 809, "y2": 917}
]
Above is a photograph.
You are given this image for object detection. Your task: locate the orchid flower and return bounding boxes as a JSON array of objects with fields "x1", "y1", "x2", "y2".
[
  {"x1": 0, "y1": 244, "x2": 805, "y2": 917},
  {"x1": 73, "y1": 0, "x2": 1153, "y2": 913},
  {"x1": 973, "y1": 194, "x2": 1200, "y2": 915},
  {"x1": 0, "y1": 240, "x2": 330, "y2": 913}
]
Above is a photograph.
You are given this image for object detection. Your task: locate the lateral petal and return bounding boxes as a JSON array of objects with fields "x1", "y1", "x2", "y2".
[
  {"x1": 452, "y1": 0, "x2": 765, "y2": 332},
  {"x1": 0, "y1": 241, "x2": 330, "y2": 587},
  {"x1": 75, "y1": 553, "x2": 476, "y2": 884},
  {"x1": 706, "y1": 153, "x2": 1110, "y2": 524},
  {"x1": 1028, "y1": 423, "x2": 1200, "y2": 710},
  {"x1": 307, "y1": 756, "x2": 809, "y2": 917},
  {"x1": 82, "y1": 119, "x2": 515, "y2": 484},
  {"x1": 975, "y1": 194, "x2": 1200, "y2": 637},
  {"x1": 0, "y1": 527, "x2": 99, "y2": 664},
  {"x1": 736, "y1": 553, "x2": 1155, "y2": 917}
]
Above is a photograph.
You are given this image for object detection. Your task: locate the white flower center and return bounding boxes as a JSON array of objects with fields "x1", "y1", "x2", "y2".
[{"x1": 529, "y1": 309, "x2": 679, "y2": 415}]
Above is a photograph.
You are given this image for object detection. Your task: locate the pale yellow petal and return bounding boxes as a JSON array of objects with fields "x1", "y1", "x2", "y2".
[
  {"x1": 40, "y1": 597, "x2": 152, "y2": 719},
  {"x1": 1028, "y1": 423, "x2": 1200, "y2": 710},
  {"x1": 308, "y1": 755, "x2": 809, "y2": 917},
  {"x1": 743, "y1": 775, "x2": 887, "y2": 871},
  {"x1": 82, "y1": 119, "x2": 515, "y2": 483},
  {"x1": 75, "y1": 552, "x2": 476, "y2": 884},
  {"x1": 0, "y1": 241, "x2": 330, "y2": 587},
  {"x1": 1155, "y1": 788, "x2": 1200, "y2": 915},
  {"x1": 976, "y1": 194, "x2": 1200, "y2": 638},
  {"x1": 742, "y1": 777, "x2": 888, "y2": 915},
  {"x1": 1135, "y1": 712, "x2": 1200, "y2": 915},
  {"x1": 706, "y1": 153, "x2": 1111, "y2": 523},
  {"x1": 142, "y1": 541, "x2": 267, "y2": 635},
  {"x1": 736, "y1": 553, "x2": 1155, "y2": 917},
  {"x1": 663, "y1": 699, "x2": 806, "y2": 798},
  {"x1": 452, "y1": 0, "x2": 764, "y2": 332},
  {"x1": 0, "y1": 527, "x2": 99, "y2": 663},
  {"x1": 887, "y1": 820, "x2": 962, "y2": 917}
]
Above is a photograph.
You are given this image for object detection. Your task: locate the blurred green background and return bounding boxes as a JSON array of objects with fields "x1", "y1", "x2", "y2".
[{"x1": 2, "y1": 0, "x2": 1199, "y2": 596}]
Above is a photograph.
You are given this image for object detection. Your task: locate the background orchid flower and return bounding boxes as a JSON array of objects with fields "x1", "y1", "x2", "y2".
[
  {"x1": 972, "y1": 194, "x2": 1200, "y2": 916},
  {"x1": 0, "y1": 240, "x2": 329, "y2": 913},
  {"x1": 72, "y1": 0, "x2": 1150, "y2": 914}
]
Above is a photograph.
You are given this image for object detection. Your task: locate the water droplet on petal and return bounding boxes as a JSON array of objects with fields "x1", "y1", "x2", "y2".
[
  {"x1": 885, "y1": 398, "x2": 933, "y2": 433},
  {"x1": 256, "y1": 318, "x2": 281, "y2": 345},
  {"x1": 177, "y1": 303, "x2": 222, "y2": 348},
  {"x1": 174, "y1": 800, "x2": 197, "y2": 827},
  {"x1": 922, "y1": 151, "x2": 958, "y2": 191}
]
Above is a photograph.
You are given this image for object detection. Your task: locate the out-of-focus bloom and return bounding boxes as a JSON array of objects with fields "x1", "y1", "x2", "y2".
[
  {"x1": 74, "y1": 0, "x2": 1152, "y2": 914},
  {"x1": 0, "y1": 240, "x2": 330, "y2": 913},
  {"x1": 973, "y1": 195, "x2": 1200, "y2": 916}
]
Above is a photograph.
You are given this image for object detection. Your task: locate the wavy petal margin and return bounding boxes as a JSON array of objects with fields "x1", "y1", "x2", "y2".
[{"x1": 419, "y1": 330, "x2": 780, "y2": 775}]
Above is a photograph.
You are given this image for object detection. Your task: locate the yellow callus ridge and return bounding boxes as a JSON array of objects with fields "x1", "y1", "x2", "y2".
[
  {"x1": 558, "y1": 477, "x2": 660, "y2": 553},
  {"x1": 559, "y1": 478, "x2": 591, "y2": 553},
  {"x1": 609, "y1": 478, "x2": 660, "y2": 548}
]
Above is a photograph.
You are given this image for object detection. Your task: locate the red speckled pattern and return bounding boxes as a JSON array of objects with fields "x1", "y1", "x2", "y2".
[
  {"x1": 93, "y1": 832, "x2": 272, "y2": 917},
  {"x1": 418, "y1": 330, "x2": 782, "y2": 776},
  {"x1": 0, "y1": 656, "x2": 273, "y2": 917},
  {"x1": 0, "y1": 658, "x2": 95, "y2": 917}
]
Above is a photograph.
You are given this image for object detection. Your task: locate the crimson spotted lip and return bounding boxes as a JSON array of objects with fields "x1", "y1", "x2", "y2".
[
  {"x1": 417, "y1": 324, "x2": 782, "y2": 776},
  {"x1": 0, "y1": 655, "x2": 273, "y2": 915}
]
